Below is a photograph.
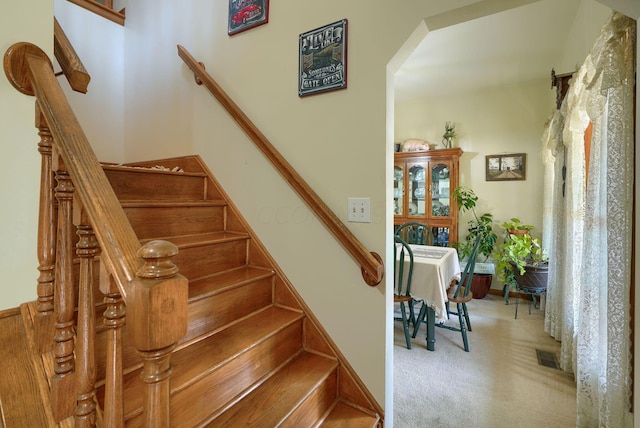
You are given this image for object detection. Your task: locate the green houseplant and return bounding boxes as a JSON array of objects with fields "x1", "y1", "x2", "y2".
[
  {"x1": 452, "y1": 186, "x2": 498, "y2": 298},
  {"x1": 494, "y1": 218, "x2": 549, "y2": 293}
]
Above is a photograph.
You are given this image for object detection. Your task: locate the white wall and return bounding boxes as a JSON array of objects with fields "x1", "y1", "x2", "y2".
[
  {"x1": 54, "y1": 2, "x2": 126, "y2": 163},
  {"x1": 0, "y1": 0, "x2": 52, "y2": 310},
  {"x1": 558, "y1": 0, "x2": 622, "y2": 74}
]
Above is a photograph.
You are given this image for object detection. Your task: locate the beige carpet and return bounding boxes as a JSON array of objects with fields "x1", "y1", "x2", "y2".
[{"x1": 394, "y1": 294, "x2": 576, "y2": 428}]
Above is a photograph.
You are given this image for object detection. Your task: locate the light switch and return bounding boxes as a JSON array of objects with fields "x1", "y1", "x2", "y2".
[{"x1": 348, "y1": 198, "x2": 370, "y2": 223}]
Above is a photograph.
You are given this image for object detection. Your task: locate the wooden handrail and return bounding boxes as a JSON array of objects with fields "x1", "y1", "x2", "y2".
[
  {"x1": 177, "y1": 45, "x2": 384, "y2": 286},
  {"x1": 54, "y1": 17, "x2": 90, "y2": 94},
  {"x1": 66, "y1": 0, "x2": 125, "y2": 26}
]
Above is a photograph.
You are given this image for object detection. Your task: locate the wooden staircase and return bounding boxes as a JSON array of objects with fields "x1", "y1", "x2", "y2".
[{"x1": 2, "y1": 155, "x2": 381, "y2": 427}]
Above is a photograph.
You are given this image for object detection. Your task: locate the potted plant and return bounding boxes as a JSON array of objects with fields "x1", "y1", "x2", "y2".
[
  {"x1": 501, "y1": 217, "x2": 534, "y2": 236},
  {"x1": 494, "y1": 218, "x2": 549, "y2": 294},
  {"x1": 452, "y1": 186, "x2": 498, "y2": 299},
  {"x1": 442, "y1": 121, "x2": 456, "y2": 148}
]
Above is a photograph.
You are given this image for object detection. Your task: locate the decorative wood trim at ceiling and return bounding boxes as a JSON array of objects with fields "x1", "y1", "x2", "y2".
[
  {"x1": 66, "y1": 0, "x2": 125, "y2": 26},
  {"x1": 551, "y1": 68, "x2": 574, "y2": 110}
]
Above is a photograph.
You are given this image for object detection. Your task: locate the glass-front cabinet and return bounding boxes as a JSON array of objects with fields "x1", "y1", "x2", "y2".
[{"x1": 394, "y1": 148, "x2": 462, "y2": 246}]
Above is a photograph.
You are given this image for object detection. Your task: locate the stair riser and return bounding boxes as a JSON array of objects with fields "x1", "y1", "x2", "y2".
[
  {"x1": 172, "y1": 239, "x2": 249, "y2": 280},
  {"x1": 91, "y1": 276, "x2": 274, "y2": 386},
  {"x1": 127, "y1": 321, "x2": 304, "y2": 427},
  {"x1": 281, "y1": 371, "x2": 338, "y2": 428},
  {"x1": 123, "y1": 205, "x2": 226, "y2": 239},
  {"x1": 105, "y1": 169, "x2": 206, "y2": 201},
  {"x1": 184, "y1": 277, "x2": 273, "y2": 343}
]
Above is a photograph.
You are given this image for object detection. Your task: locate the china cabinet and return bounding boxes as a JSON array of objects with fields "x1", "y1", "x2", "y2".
[{"x1": 394, "y1": 148, "x2": 462, "y2": 246}]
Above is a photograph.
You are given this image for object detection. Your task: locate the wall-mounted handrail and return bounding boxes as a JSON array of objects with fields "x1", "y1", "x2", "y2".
[
  {"x1": 54, "y1": 17, "x2": 91, "y2": 93},
  {"x1": 177, "y1": 45, "x2": 384, "y2": 286}
]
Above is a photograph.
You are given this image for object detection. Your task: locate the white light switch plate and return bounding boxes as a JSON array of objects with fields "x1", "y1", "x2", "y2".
[{"x1": 348, "y1": 198, "x2": 370, "y2": 223}]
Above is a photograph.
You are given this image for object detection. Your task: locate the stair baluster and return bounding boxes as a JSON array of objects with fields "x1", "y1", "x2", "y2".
[
  {"x1": 51, "y1": 156, "x2": 77, "y2": 421},
  {"x1": 102, "y1": 272, "x2": 125, "y2": 428},
  {"x1": 74, "y1": 209, "x2": 98, "y2": 427},
  {"x1": 34, "y1": 108, "x2": 57, "y2": 354}
]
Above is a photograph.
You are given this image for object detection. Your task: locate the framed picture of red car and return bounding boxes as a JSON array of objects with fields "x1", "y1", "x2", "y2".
[
  {"x1": 298, "y1": 19, "x2": 348, "y2": 97},
  {"x1": 228, "y1": 0, "x2": 269, "y2": 36}
]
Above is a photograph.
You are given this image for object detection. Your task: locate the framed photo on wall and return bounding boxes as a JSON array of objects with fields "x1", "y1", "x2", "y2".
[
  {"x1": 298, "y1": 19, "x2": 348, "y2": 97},
  {"x1": 228, "y1": 0, "x2": 269, "y2": 36},
  {"x1": 486, "y1": 153, "x2": 527, "y2": 181}
]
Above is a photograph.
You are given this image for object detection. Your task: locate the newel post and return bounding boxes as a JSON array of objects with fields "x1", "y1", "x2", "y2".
[{"x1": 129, "y1": 240, "x2": 188, "y2": 428}]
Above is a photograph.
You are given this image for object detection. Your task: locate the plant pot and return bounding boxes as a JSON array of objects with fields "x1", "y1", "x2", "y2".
[
  {"x1": 471, "y1": 274, "x2": 492, "y2": 299},
  {"x1": 510, "y1": 261, "x2": 548, "y2": 293},
  {"x1": 508, "y1": 229, "x2": 529, "y2": 236}
]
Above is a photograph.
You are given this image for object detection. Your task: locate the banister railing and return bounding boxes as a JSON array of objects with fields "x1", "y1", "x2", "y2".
[
  {"x1": 176, "y1": 44, "x2": 384, "y2": 286},
  {"x1": 4, "y1": 42, "x2": 188, "y2": 426},
  {"x1": 66, "y1": 0, "x2": 125, "y2": 26}
]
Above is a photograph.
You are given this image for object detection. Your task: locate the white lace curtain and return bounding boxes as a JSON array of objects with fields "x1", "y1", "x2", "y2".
[{"x1": 542, "y1": 12, "x2": 636, "y2": 427}]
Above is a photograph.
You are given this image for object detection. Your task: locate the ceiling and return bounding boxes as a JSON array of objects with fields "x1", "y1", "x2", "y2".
[{"x1": 394, "y1": 0, "x2": 584, "y2": 101}]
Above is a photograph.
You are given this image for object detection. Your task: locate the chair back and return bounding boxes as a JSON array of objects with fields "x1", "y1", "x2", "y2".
[
  {"x1": 394, "y1": 222, "x2": 435, "y2": 246},
  {"x1": 452, "y1": 234, "x2": 482, "y2": 299},
  {"x1": 394, "y1": 236, "x2": 414, "y2": 297}
]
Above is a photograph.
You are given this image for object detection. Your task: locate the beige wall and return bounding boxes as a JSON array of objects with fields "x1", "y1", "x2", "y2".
[
  {"x1": 396, "y1": 79, "x2": 554, "y2": 235},
  {"x1": 116, "y1": 0, "x2": 481, "y2": 411},
  {"x1": 0, "y1": 0, "x2": 52, "y2": 310}
]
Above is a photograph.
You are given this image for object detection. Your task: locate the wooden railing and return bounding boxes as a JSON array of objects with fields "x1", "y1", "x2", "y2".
[
  {"x1": 66, "y1": 0, "x2": 125, "y2": 26},
  {"x1": 4, "y1": 42, "x2": 187, "y2": 427},
  {"x1": 176, "y1": 45, "x2": 384, "y2": 286},
  {"x1": 53, "y1": 17, "x2": 90, "y2": 93}
]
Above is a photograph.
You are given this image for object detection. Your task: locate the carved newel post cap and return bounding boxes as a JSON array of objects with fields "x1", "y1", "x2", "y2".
[{"x1": 137, "y1": 240, "x2": 179, "y2": 279}]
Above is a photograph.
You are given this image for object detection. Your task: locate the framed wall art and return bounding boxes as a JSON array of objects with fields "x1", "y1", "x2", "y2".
[
  {"x1": 485, "y1": 153, "x2": 527, "y2": 181},
  {"x1": 298, "y1": 19, "x2": 348, "y2": 97},
  {"x1": 228, "y1": 0, "x2": 269, "y2": 36}
]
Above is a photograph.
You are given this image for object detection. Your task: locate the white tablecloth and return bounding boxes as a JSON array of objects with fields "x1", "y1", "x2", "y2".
[{"x1": 396, "y1": 244, "x2": 461, "y2": 321}]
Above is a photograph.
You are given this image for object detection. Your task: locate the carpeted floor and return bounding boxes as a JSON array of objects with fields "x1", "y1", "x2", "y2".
[{"x1": 394, "y1": 294, "x2": 576, "y2": 428}]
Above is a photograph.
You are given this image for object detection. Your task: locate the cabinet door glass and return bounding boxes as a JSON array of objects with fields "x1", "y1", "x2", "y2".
[
  {"x1": 431, "y1": 163, "x2": 450, "y2": 217},
  {"x1": 409, "y1": 165, "x2": 426, "y2": 216},
  {"x1": 394, "y1": 166, "x2": 403, "y2": 215},
  {"x1": 432, "y1": 226, "x2": 450, "y2": 247}
]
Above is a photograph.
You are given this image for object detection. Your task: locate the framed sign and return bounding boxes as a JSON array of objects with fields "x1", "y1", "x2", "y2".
[
  {"x1": 486, "y1": 153, "x2": 527, "y2": 181},
  {"x1": 228, "y1": 0, "x2": 269, "y2": 36},
  {"x1": 298, "y1": 19, "x2": 348, "y2": 97}
]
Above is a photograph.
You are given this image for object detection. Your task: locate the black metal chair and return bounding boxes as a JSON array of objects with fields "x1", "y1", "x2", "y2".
[
  {"x1": 394, "y1": 236, "x2": 416, "y2": 349},
  {"x1": 413, "y1": 234, "x2": 481, "y2": 352},
  {"x1": 394, "y1": 222, "x2": 435, "y2": 246}
]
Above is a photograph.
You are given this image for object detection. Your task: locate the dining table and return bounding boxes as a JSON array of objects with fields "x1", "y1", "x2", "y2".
[{"x1": 396, "y1": 244, "x2": 461, "y2": 351}]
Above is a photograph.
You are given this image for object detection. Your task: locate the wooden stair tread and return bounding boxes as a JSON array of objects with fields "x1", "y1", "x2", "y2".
[
  {"x1": 105, "y1": 306, "x2": 304, "y2": 419},
  {"x1": 102, "y1": 163, "x2": 207, "y2": 177},
  {"x1": 210, "y1": 351, "x2": 339, "y2": 427},
  {"x1": 16, "y1": 154, "x2": 383, "y2": 425},
  {"x1": 143, "y1": 231, "x2": 249, "y2": 247},
  {"x1": 188, "y1": 265, "x2": 275, "y2": 300},
  {"x1": 320, "y1": 402, "x2": 380, "y2": 427},
  {"x1": 0, "y1": 312, "x2": 51, "y2": 427},
  {"x1": 120, "y1": 200, "x2": 226, "y2": 207}
]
